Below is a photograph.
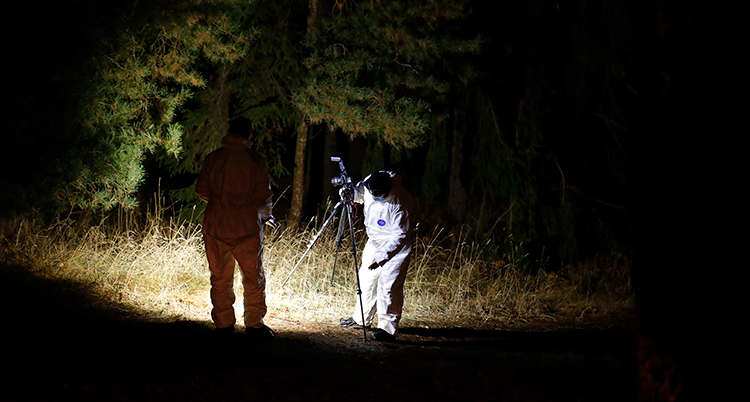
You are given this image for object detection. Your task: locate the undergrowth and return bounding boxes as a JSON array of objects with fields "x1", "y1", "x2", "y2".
[{"x1": 0, "y1": 209, "x2": 633, "y2": 330}]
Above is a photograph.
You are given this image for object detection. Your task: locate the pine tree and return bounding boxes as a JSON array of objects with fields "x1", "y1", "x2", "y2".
[
  {"x1": 293, "y1": 0, "x2": 480, "y2": 149},
  {"x1": 285, "y1": 0, "x2": 481, "y2": 221},
  {"x1": 166, "y1": 0, "x2": 479, "y2": 223},
  {"x1": 3, "y1": 0, "x2": 252, "y2": 216}
]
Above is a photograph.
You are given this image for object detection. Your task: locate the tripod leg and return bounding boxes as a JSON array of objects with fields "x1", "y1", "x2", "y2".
[
  {"x1": 330, "y1": 204, "x2": 347, "y2": 286},
  {"x1": 281, "y1": 202, "x2": 343, "y2": 288},
  {"x1": 345, "y1": 203, "x2": 367, "y2": 341}
]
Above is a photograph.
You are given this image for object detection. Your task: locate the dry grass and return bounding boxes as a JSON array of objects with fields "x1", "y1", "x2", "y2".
[{"x1": 0, "y1": 210, "x2": 633, "y2": 330}]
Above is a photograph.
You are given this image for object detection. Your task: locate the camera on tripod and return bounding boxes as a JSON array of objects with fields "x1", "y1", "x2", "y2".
[
  {"x1": 282, "y1": 157, "x2": 367, "y2": 341},
  {"x1": 330, "y1": 156, "x2": 352, "y2": 189}
]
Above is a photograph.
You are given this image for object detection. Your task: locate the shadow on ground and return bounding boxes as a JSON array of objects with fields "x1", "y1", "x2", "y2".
[{"x1": 1, "y1": 262, "x2": 637, "y2": 401}]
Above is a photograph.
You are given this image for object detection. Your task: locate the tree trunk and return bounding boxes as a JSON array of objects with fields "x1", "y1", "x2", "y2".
[
  {"x1": 421, "y1": 114, "x2": 448, "y2": 200},
  {"x1": 287, "y1": 0, "x2": 320, "y2": 225},
  {"x1": 322, "y1": 125, "x2": 338, "y2": 203},
  {"x1": 207, "y1": 65, "x2": 230, "y2": 149},
  {"x1": 288, "y1": 117, "x2": 308, "y2": 225},
  {"x1": 447, "y1": 93, "x2": 468, "y2": 223}
]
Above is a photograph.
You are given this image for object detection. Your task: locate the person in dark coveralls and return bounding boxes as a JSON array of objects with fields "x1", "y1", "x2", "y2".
[{"x1": 196, "y1": 117, "x2": 276, "y2": 338}]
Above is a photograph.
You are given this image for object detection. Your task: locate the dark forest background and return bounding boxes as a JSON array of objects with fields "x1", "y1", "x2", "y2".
[
  {"x1": 1, "y1": 2, "x2": 734, "y2": 399},
  {"x1": 3, "y1": 0, "x2": 651, "y2": 266}
]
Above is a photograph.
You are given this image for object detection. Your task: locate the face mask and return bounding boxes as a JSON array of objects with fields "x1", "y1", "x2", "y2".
[{"x1": 372, "y1": 195, "x2": 385, "y2": 202}]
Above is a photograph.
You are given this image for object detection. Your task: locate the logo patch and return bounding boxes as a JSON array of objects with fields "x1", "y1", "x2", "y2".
[{"x1": 377, "y1": 219, "x2": 386, "y2": 227}]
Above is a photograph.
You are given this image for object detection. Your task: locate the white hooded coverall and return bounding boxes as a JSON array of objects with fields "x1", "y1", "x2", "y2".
[{"x1": 351, "y1": 171, "x2": 415, "y2": 335}]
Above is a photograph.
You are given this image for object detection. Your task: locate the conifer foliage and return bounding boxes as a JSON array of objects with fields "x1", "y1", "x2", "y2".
[
  {"x1": 169, "y1": 0, "x2": 307, "y2": 181},
  {"x1": 71, "y1": 0, "x2": 254, "y2": 211},
  {"x1": 293, "y1": 0, "x2": 481, "y2": 148},
  {"x1": 164, "y1": 0, "x2": 479, "y2": 223},
  {"x1": 4, "y1": 0, "x2": 252, "y2": 215}
]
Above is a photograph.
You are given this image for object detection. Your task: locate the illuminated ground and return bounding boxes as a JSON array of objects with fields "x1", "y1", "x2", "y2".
[{"x1": 2, "y1": 263, "x2": 636, "y2": 401}]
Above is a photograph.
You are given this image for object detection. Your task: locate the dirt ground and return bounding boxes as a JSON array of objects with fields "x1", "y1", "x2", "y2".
[{"x1": 1, "y1": 263, "x2": 637, "y2": 401}]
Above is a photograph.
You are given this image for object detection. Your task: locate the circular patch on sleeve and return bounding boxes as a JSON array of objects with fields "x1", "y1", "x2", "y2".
[{"x1": 377, "y1": 219, "x2": 386, "y2": 226}]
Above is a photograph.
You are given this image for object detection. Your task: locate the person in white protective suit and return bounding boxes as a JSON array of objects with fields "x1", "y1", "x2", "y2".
[{"x1": 339, "y1": 171, "x2": 415, "y2": 342}]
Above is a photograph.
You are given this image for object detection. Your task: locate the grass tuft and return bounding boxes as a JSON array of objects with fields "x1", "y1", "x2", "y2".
[{"x1": 1, "y1": 210, "x2": 633, "y2": 329}]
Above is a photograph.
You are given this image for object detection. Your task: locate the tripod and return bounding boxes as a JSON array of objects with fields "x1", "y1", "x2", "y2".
[{"x1": 280, "y1": 193, "x2": 368, "y2": 341}]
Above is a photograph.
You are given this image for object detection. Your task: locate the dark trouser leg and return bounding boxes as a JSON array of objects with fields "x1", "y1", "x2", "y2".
[
  {"x1": 233, "y1": 235, "x2": 266, "y2": 328},
  {"x1": 204, "y1": 234, "x2": 237, "y2": 329}
]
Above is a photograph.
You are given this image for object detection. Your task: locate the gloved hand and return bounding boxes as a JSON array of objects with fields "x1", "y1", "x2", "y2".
[
  {"x1": 264, "y1": 215, "x2": 279, "y2": 228},
  {"x1": 339, "y1": 187, "x2": 352, "y2": 200}
]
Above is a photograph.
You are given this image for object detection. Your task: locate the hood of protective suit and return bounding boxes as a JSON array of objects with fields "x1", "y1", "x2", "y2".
[{"x1": 355, "y1": 171, "x2": 415, "y2": 264}]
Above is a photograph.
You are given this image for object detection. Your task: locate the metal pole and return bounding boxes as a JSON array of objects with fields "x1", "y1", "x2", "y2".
[
  {"x1": 330, "y1": 203, "x2": 347, "y2": 286},
  {"x1": 345, "y1": 202, "x2": 367, "y2": 341}
]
